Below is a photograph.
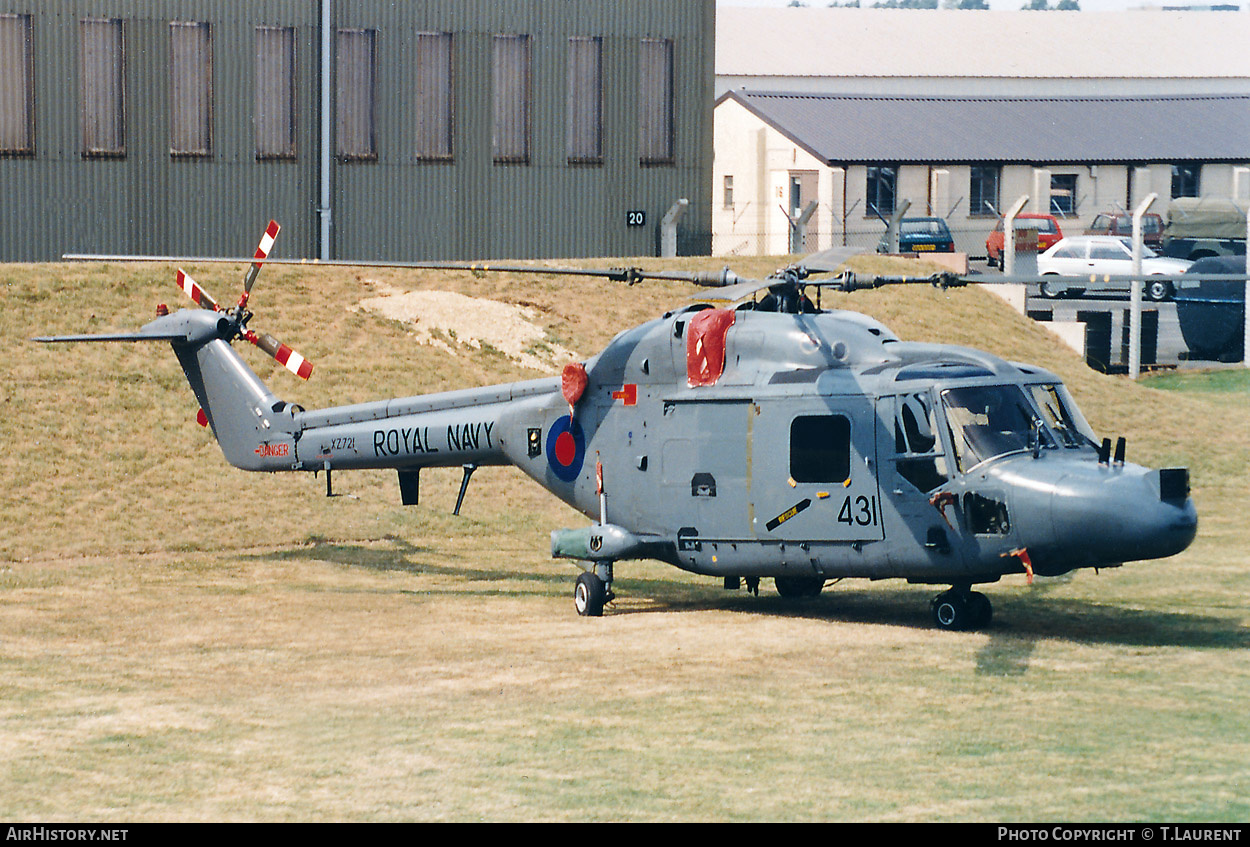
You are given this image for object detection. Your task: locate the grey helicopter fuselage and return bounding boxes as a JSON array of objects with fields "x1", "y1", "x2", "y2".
[{"x1": 152, "y1": 299, "x2": 1197, "y2": 591}]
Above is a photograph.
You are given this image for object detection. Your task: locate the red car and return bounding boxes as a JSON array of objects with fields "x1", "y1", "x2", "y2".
[
  {"x1": 1084, "y1": 212, "x2": 1165, "y2": 249},
  {"x1": 986, "y1": 214, "x2": 1064, "y2": 268}
]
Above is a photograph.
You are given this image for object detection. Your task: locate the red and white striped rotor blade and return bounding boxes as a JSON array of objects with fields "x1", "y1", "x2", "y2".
[
  {"x1": 176, "y1": 269, "x2": 221, "y2": 311},
  {"x1": 246, "y1": 330, "x2": 313, "y2": 380},
  {"x1": 242, "y1": 220, "x2": 280, "y2": 297}
]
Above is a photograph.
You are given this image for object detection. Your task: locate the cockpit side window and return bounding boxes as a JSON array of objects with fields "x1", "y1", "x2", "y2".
[{"x1": 893, "y1": 393, "x2": 950, "y2": 492}]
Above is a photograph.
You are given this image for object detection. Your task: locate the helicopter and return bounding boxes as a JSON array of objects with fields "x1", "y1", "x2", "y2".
[{"x1": 39, "y1": 222, "x2": 1208, "y2": 631}]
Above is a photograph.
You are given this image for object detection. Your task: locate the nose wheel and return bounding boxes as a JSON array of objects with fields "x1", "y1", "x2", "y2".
[{"x1": 930, "y1": 588, "x2": 992, "y2": 631}]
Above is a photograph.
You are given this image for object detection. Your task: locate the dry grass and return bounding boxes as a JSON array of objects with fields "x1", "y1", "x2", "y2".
[{"x1": 1, "y1": 258, "x2": 1247, "y2": 821}]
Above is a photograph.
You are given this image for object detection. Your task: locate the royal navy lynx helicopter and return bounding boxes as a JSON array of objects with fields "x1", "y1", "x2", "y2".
[{"x1": 41, "y1": 222, "x2": 1201, "y2": 631}]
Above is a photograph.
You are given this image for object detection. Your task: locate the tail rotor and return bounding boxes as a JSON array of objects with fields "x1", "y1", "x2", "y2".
[{"x1": 173, "y1": 220, "x2": 313, "y2": 381}]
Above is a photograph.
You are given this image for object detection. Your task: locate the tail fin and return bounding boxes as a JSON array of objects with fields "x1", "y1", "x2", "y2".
[{"x1": 38, "y1": 309, "x2": 300, "y2": 472}]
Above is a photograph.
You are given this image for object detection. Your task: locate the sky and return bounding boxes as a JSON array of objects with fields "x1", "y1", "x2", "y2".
[{"x1": 716, "y1": 0, "x2": 1226, "y2": 12}]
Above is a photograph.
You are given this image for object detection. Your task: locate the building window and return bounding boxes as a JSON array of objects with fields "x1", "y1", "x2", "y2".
[
  {"x1": 790, "y1": 415, "x2": 852, "y2": 484},
  {"x1": 0, "y1": 14, "x2": 34, "y2": 156},
  {"x1": 1172, "y1": 164, "x2": 1200, "y2": 199},
  {"x1": 337, "y1": 28, "x2": 376, "y2": 160},
  {"x1": 255, "y1": 26, "x2": 295, "y2": 160},
  {"x1": 638, "y1": 38, "x2": 674, "y2": 164},
  {"x1": 723, "y1": 175, "x2": 734, "y2": 209},
  {"x1": 866, "y1": 166, "x2": 897, "y2": 217},
  {"x1": 414, "y1": 32, "x2": 453, "y2": 161},
  {"x1": 1051, "y1": 174, "x2": 1077, "y2": 216},
  {"x1": 79, "y1": 18, "x2": 126, "y2": 157},
  {"x1": 969, "y1": 166, "x2": 1000, "y2": 216},
  {"x1": 170, "y1": 22, "x2": 212, "y2": 157},
  {"x1": 566, "y1": 36, "x2": 602, "y2": 164},
  {"x1": 493, "y1": 34, "x2": 530, "y2": 164}
]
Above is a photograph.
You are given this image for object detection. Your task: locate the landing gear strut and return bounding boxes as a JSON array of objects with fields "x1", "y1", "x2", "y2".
[
  {"x1": 930, "y1": 587, "x2": 993, "y2": 631},
  {"x1": 573, "y1": 562, "x2": 615, "y2": 617}
]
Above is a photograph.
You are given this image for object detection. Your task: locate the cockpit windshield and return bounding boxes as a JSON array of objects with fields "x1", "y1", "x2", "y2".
[
  {"x1": 1026, "y1": 383, "x2": 1098, "y2": 449},
  {"x1": 940, "y1": 383, "x2": 1098, "y2": 471},
  {"x1": 941, "y1": 385, "x2": 1039, "y2": 470}
]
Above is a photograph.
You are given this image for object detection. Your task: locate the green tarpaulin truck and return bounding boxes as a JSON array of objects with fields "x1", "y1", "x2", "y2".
[{"x1": 1163, "y1": 197, "x2": 1248, "y2": 261}]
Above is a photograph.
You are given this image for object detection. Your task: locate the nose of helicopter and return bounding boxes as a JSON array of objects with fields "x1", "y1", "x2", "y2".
[
  {"x1": 990, "y1": 457, "x2": 1198, "y2": 573},
  {"x1": 1046, "y1": 464, "x2": 1197, "y2": 567}
]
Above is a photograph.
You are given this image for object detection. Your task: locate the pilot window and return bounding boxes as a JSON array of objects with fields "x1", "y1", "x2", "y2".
[
  {"x1": 893, "y1": 393, "x2": 950, "y2": 492},
  {"x1": 790, "y1": 414, "x2": 850, "y2": 483},
  {"x1": 942, "y1": 385, "x2": 1039, "y2": 471}
]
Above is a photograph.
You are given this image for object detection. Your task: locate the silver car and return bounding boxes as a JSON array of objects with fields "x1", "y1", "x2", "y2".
[{"x1": 1036, "y1": 236, "x2": 1192, "y2": 301}]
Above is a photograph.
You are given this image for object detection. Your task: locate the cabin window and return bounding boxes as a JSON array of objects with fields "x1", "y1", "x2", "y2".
[
  {"x1": 893, "y1": 393, "x2": 950, "y2": 493},
  {"x1": 790, "y1": 415, "x2": 851, "y2": 483}
]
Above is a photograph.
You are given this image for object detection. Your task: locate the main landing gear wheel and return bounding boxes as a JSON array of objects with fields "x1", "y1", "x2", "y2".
[
  {"x1": 930, "y1": 589, "x2": 992, "y2": 631},
  {"x1": 573, "y1": 568, "x2": 615, "y2": 617},
  {"x1": 574, "y1": 571, "x2": 606, "y2": 616}
]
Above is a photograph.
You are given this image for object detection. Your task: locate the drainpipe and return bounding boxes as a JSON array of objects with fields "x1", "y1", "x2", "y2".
[{"x1": 318, "y1": 0, "x2": 333, "y2": 260}]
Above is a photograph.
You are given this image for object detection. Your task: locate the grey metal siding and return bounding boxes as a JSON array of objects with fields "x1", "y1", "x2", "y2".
[{"x1": 2, "y1": 0, "x2": 713, "y2": 262}]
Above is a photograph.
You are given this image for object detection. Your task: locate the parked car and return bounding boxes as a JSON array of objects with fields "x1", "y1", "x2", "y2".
[
  {"x1": 1083, "y1": 212, "x2": 1165, "y2": 249},
  {"x1": 985, "y1": 214, "x2": 1063, "y2": 267},
  {"x1": 1036, "y1": 236, "x2": 1192, "y2": 301},
  {"x1": 877, "y1": 217, "x2": 955, "y2": 254}
]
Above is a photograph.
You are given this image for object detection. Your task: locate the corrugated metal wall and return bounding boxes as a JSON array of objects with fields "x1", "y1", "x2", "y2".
[{"x1": 0, "y1": 0, "x2": 714, "y2": 261}]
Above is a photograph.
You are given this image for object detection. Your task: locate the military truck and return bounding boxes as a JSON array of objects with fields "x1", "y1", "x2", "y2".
[{"x1": 1162, "y1": 197, "x2": 1247, "y2": 261}]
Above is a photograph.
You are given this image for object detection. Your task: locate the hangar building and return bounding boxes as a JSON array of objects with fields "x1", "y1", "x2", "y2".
[
  {"x1": 0, "y1": 0, "x2": 715, "y2": 262},
  {"x1": 713, "y1": 8, "x2": 1250, "y2": 257}
]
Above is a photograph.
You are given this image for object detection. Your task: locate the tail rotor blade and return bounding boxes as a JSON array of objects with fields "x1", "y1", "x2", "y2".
[
  {"x1": 176, "y1": 269, "x2": 221, "y2": 311},
  {"x1": 246, "y1": 330, "x2": 313, "y2": 380},
  {"x1": 241, "y1": 219, "x2": 281, "y2": 300}
]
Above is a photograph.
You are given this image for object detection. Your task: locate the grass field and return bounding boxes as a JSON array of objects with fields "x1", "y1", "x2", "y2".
[{"x1": 1, "y1": 258, "x2": 1247, "y2": 822}]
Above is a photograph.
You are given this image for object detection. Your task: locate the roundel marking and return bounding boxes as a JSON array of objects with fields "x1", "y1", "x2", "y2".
[{"x1": 546, "y1": 415, "x2": 585, "y2": 482}]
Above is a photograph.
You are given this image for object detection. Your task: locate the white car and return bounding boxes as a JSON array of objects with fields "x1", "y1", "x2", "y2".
[{"x1": 1036, "y1": 236, "x2": 1193, "y2": 301}]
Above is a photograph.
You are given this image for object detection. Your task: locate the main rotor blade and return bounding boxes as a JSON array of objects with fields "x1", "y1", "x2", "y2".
[
  {"x1": 793, "y1": 246, "x2": 865, "y2": 275},
  {"x1": 63, "y1": 253, "x2": 749, "y2": 288}
]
